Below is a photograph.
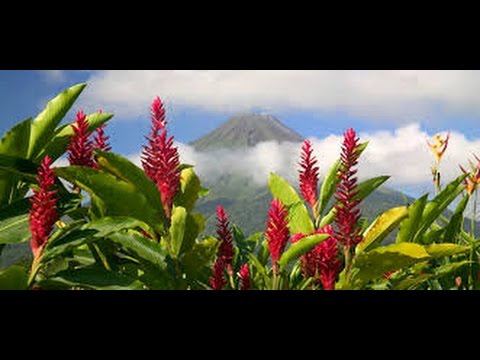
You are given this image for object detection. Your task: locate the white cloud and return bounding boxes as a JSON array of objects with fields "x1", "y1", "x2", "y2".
[
  {"x1": 81, "y1": 70, "x2": 480, "y2": 122},
  {"x1": 126, "y1": 123, "x2": 480, "y2": 194}
]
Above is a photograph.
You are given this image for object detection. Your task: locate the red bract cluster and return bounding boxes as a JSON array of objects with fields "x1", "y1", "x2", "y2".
[
  {"x1": 141, "y1": 97, "x2": 181, "y2": 218},
  {"x1": 238, "y1": 264, "x2": 250, "y2": 290},
  {"x1": 93, "y1": 124, "x2": 111, "y2": 152},
  {"x1": 210, "y1": 257, "x2": 227, "y2": 290},
  {"x1": 291, "y1": 225, "x2": 341, "y2": 290},
  {"x1": 216, "y1": 205, "x2": 235, "y2": 276},
  {"x1": 67, "y1": 110, "x2": 95, "y2": 168},
  {"x1": 29, "y1": 156, "x2": 58, "y2": 259},
  {"x1": 266, "y1": 198, "x2": 290, "y2": 274},
  {"x1": 334, "y1": 128, "x2": 363, "y2": 250},
  {"x1": 299, "y1": 139, "x2": 319, "y2": 209}
]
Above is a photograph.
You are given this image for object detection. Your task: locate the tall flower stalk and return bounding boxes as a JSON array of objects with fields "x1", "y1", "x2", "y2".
[
  {"x1": 210, "y1": 257, "x2": 227, "y2": 290},
  {"x1": 67, "y1": 110, "x2": 95, "y2": 168},
  {"x1": 141, "y1": 97, "x2": 181, "y2": 219},
  {"x1": 238, "y1": 264, "x2": 250, "y2": 290},
  {"x1": 334, "y1": 128, "x2": 363, "y2": 277},
  {"x1": 299, "y1": 139, "x2": 320, "y2": 221},
  {"x1": 427, "y1": 133, "x2": 450, "y2": 194},
  {"x1": 215, "y1": 205, "x2": 235, "y2": 281},
  {"x1": 265, "y1": 198, "x2": 290, "y2": 285},
  {"x1": 29, "y1": 156, "x2": 58, "y2": 261}
]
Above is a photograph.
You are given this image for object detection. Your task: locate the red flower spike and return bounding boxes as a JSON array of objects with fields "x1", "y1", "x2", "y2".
[
  {"x1": 238, "y1": 264, "x2": 251, "y2": 290},
  {"x1": 291, "y1": 225, "x2": 341, "y2": 290},
  {"x1": 216, "y1": 205, "x2": 235, "y2": 276},
  {"x1": 210, "y1": 257, "x2": 227, "y2": 290},
  {"x1": 29, "y1": 156, "x2": 58, "y2": 259},
  {"x1": 299, "y1": 139, "x2": 319, "y2": 209},
  {"x1": 265, "y1": 198, "x2": 290, "y2": 275},
  {"x1": 93, "y1": 124, "x2": 111, "y2": 152},
  {"x1": 141, "y1": 97, "x2": 181, "y2": 218},
  {"x1": 67, "y1": 110, "x2": 95, "y2": 168},
  {"x1": 334, "y1": 128, "x2": 363, "y2": 250}
]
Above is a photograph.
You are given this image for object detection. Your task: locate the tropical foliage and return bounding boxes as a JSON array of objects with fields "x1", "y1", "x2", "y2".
[{"x1": 0, "y1": 83, "x2": 477, "y2": 290}]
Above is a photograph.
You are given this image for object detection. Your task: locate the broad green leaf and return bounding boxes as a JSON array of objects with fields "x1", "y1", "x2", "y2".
[
  {"x1": 248, "y1": 253, "x2": 270, "y2": 288},
  {"x1": 414, "y1": 174, "x2": 467, "y2": 242},
  {"x1": 170, "y1": 206, "x2": 187, "y2": 258},
  {"x1": 352, "y1": 242, "x2": 430, "y2": 284},
  {"x1": 443, "y1": 194, "x2": 470, "y2": 243},
  {"x1": 182, "y1": 213, "x2": 205, "y2": 256},
  {"x1": 108, "y1": 230, "x2": 168, "y2": 271},
  {"x1": 175, "y1": 167, "x2": 202, "y2": 212},
  {"x1": 0, "y1": 154, "x2": 37, "y2": 180},
  {"x1": 0, "y1": 198, "x2": 31, "y2": 244},
  {"x1": 38, "y1": 112, "x2": 113, "y2": 161},
  {"x1": 353, "y1": 176, "x2": 390, "y2": 202},
  {"x1": 56, "y1": 166, "x2": 166, "y2": 234},
  {"x1": 319, "y1": 207, "x2": 337, "y2": 227},
  {"x1": 279, "y1": 233, "x2": 330, "y2": 269},
  {"x1": 46, "y1": 265, "x2": 145, "y2": 290},
  {"x1": 183, "y1": 237, "x2": 219, "y2": 283},
  {"x1": 43, "y1": 217, "x2": 143, "y2": 261},
  {"x1": 396, "y1": 194, "x2": 428, "y2": 243},
  {"x1": 0, "y1": 214, "x2": 30, "y2": 245},
  {"x1": 95, "y1": 151, "x2": 166, "y2": 225},
  {"x1": 424, "y1": 243, "x2": 470, "y2": 259},
  {"x1": 269, "y1": 173, "x2": 314, "y2": 234},
  {"x1": 394, "y1": 274, "x2": 432, "y2": 290},
  {"x1": 318, "y1": 159, "x2": 340, "y2": 216},
  {"x1": 0, "y1": 265, "x2": 28, "y2": 290},
  {"x1": 357, "y1": 206, "x2": 408, "y2": 254},
  {"x1": 0, "y1": 118, "x2": 32, "y2": 204},
  {"x1": 28, "y1": 83, "x2": 86, "y2": 159}
]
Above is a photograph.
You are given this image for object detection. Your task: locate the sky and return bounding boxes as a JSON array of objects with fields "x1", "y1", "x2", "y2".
[{"x1": 2, "y1": 70, "x2": 480, "y2": 198}]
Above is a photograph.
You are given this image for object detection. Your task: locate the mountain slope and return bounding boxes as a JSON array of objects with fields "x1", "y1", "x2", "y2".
[{"x1": 190, "y1": 113, "x2": 303, "y2": 151}]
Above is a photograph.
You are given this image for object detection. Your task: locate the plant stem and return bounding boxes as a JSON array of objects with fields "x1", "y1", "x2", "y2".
[{"x1": 469, "y1": 188, "x2": 478, "y2": 289}]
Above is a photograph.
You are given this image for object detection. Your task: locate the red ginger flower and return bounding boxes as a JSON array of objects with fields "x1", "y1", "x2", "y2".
[
  {"x1": 141, "y1": 97, "x2": 180, "y2": 218},
  {"x1": 334, "y1": 128, "x2": 363, "y2": 250},
  {"x1": 93, "y1": 124, "x2": 111, "y2": 152},
  {"x1": 238, "y1": 263, "x2": 250, "y2": 290},
  {"x1": 299, "y1": 139, "x2": 319, "y2": 209},
  {"x1": 67, "y1": 110, "x2": 95, "y2": 168},
  {"x1": 266, "y1": 198, "x2": 290, "y2": 275},
  {"x1": 29, "y1": 156, "x2": 58, "y2": 259},
  {"x1": 216, "y1": 205, "x2": 235, "y2": 276},
  {"x1": 291, "y1": 225, "x2": 341, "y2": 290},
  {"x1": 210, "y1": 257, "x2": 227, "y2": 290}
]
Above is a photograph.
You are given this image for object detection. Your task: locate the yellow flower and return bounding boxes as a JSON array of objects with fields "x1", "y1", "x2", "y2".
[{"x1": 427, "y1": 133, "x2": 450, "y2": 162}]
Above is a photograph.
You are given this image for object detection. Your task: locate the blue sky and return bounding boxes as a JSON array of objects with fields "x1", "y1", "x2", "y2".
[{"x1": 2, "y1": 70, "x2": 480, "y2": 197}]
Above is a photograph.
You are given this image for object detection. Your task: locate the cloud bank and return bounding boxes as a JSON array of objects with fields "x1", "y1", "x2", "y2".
[
  {"x1": 81, "y1": 70, "x2": 480, "y2": 122},
  {"x1": 125, "y1": 123, "x2": 480, "y2": 193}
]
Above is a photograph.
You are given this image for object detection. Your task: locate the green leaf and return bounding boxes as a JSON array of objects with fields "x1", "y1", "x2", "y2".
[
  {"x1": 0, "y1": 265, "x2": 28, "y2": 290},
  {"x1": 28, "y1": 83, "x2": 86, "y2": 159},
  {"x1": 0, "y1": 213, "x2": 30, "y2": 245},
  {"x1": 108, "y1": 230, "x2": 168, "y2": 271},
  {"x1": 43, "y1": 217, "x2": 144, "y2": 261},
  {"x1": 182, "y1": 213, "x2": 205, "y2": 256},
  {"x1": 357, "y1": 206, "x2": 409, "y2": 254},
  {"x1": 319, "y1": 207, "x2": 337, "y2": 227},
  {"x1": 279, "y1": 233, "x2": 330, "y2": 269},
  {"x1": 38, "y1": 112, "x2": 113, "y2": 161},
  {"x1": 46, "y1": 265, "x2": 145, "y2": 290},
  {"x1": 352, "y1": 242, "x2": 430, "y2": 284},
  {"x1": 414, "y1": 175, "x2": 467, "y2": 242},
  {"x1": 95, "y1": 151, "x2": 166, "y2": 225},
  {"x1": 443, "y1": 194, "x2": 470, "y2": 243},
  {"x1": 170, "y1": 206, "x2": 187, "y2": 258},
  {"x1": 269, "y1": 173, "x2": 314, "y2": 234},
  {"x1": 318, "y1": 159, "x2": 340, "y2": 216},
  {"x1": 0, "y1": 118, "x2": 32, "y2": 204},
  {"x1": 0, "y1": 154, "x2": 38, "y2": 180},
  {"x1": 396, "y1": 194, "x2": 428, "y2": 243},
  {"x1": 424, "y1": 243, "x2": 470, "y2": 259},
  {"x1": 183, "y1": 237, "x2": 219, "y2": 283},
  {"x1": 55, "y1": 166, "x2": 166, "y2": 234},
  {"x1": 353, "y1": 176, "x2": 390, "y2": 202},
  {"x1": 175, "y1": 167, "x2": 202, "y2": 212},
  {"x1": 394, "y1": 274, "x2": 432, "y2": 290}
]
